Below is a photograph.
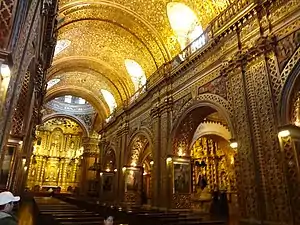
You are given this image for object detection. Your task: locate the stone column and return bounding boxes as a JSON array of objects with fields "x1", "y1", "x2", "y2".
[{"x1": 80, "y1": 135, "x2": 100, "y2": 196}]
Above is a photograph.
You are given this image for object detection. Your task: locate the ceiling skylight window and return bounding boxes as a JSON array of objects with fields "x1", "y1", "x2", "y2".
[
  {"x1": 101, "y1": 89, "x2": 117, "y2": 114},
  {"x1": 47, "y1": 78, "x2": 60, "y2": 89},
  {"x1": 78, "y1": 98, "x2": 86, "y2": 105},
  {"x1": 54, "y1": 40, "x2": 71, "y2": 57},
  {"x1": 167, "y1": 3, "x2": 203, "y2": 50},
  {"x1": 64, "y1": 95, "x2": 72, "y2": 104},
  {"x1": 124, "y1": 59, "x2": 146, "y2": 91}
]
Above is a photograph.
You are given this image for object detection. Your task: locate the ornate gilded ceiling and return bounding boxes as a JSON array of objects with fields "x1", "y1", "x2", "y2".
[{"x1": 47, "y1": 0, "x2": 230, "y2": 128}]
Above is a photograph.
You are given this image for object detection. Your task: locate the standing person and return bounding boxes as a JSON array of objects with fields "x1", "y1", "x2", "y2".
[
  {"x1": 104, "y1": 216, "x2": 113, "y2": 225},
  {"x1": 0, "y1": 191, "x2": 20, "y2": 225}
]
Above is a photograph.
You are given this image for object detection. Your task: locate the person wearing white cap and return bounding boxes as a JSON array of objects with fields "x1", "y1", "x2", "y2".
[{"x1": 0, "y1": 191, "x2": 20, "y2": 225}]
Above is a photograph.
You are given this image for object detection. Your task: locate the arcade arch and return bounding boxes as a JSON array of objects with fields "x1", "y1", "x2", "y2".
[
  {"x1": 171, "y1": 104, "x2": 237, "y2": 211},
  {"x1": 125, "y1": 133, "x2": 153, "y2": 205},
  {"x1": 280, "y1": 46, "x2": 300, "y2": 125}
]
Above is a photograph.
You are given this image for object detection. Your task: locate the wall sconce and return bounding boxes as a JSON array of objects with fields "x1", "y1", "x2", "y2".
[
  {"x1": 100, "y1": 172, "x2": 103, "y2": 176},
  {"x1": 22, "y1": 158, "x2": 26, "y2": 165},
  {"x1": 278, "y1": 130, "x2": 290, "y2": 138},
  {"x1": 24, "y1": 166, "x2": 28, "y2": 171},
  {"x1": 114, "y1": 169, "x2": 117, "y2": 172},
  {"x1": 122, "y1": 167, "x2": 126, "y2": 172},
  {"x1": 230, "y1": 141, "x2": 238, "y2": 149},
  {"x1": 166, "y1": 157, "x2": 172, "y2": 163},
  {"x1": 106, "y1": 168, "x2": 110, "y2": 172},
  {"x1": 229, "y1": 139, "x2": 238, "y2": 149},
  {"x1": 0, "y1": 64, "x2": 10, "y2": 80},
  {"x1": 150, "y1": 161, "x2": 154, "y2": 165}
]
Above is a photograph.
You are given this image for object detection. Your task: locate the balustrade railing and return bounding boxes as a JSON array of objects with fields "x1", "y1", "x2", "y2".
[{"x1": 210, "y1": 0, "x2": 254, "y2": 36}]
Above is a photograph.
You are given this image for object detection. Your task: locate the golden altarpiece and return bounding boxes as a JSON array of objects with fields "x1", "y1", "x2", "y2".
[
  {"x1": 191, "y1": 135, "x2": 236, "y2": 194},
  {"x1": 26, "y1": 118, "x2": 84, "y2": 192}
]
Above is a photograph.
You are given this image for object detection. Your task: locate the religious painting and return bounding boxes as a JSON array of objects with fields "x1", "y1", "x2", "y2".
[
  {"x1": 173, "y1": 162, "x2": 190, "y2": 194},
  {"x1": 44, "y1": 165, "x2": 58, "y2": 184},
  {"x1": 103, "y1": 174, "x2": 113, "y2": 192},
  {"x1": 125, "y1": 169, "x2": 140, "y2": 191}
]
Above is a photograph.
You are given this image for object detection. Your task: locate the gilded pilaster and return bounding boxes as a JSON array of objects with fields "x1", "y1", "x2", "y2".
[
  {"x1": 150, "y1": 106, "x2": 160, "y2": 207},
  {"x1": 80, "y1": 135, "x2": 100, "y2": 195},
  {"x1": 225, "y1": 61, "x2": 261, "y2": 223},
  {"x1": 116, "y1": 121, "x2": 128, "y2": 203},
  {"x1": 225, "y1": 33, "x2": 291, "y2": 224},
  {"x1": 158, "y1": 97, "x2": 173, "y2": 208}
]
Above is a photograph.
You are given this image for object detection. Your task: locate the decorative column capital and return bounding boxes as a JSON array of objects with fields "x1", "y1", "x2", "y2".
[
  {"x1": 117, "y1": 121, "x2": 129, "y2": 136},
  {"x1": 159, "y1": 97, "x2": 173, "y2": 114},
  {"x1": 150, "y1": 96, "x2": 173, "y2": 118},
  {"x1": 82, "y1": 136, "x2": 100, "y2": 157},
  {"x1": 221, "y1": 35, "x2": 276, "y2": 75}
]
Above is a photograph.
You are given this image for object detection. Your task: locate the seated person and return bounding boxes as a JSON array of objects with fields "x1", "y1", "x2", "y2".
[
  {"x1": 104, "y1": 216, "x2": 113, "y2": 225},
  {"x1": 0, "y1": 191, "x2": 20, "y2": 225}
]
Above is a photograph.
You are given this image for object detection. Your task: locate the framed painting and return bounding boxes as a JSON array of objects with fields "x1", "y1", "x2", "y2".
[
  {"x1": 125, "y1": 167, "x2": 141, "y2": 191},
  {"x1": 173, "y1": 161, "x2": 191, "y2": 194},
  {"x1": 103, "y1": 173, "x2": 114, "y2": 192}
]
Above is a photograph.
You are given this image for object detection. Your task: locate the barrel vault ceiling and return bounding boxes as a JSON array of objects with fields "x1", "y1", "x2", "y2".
[{"x1": 45, "y1": 0, "x2": 230, "y2": 130}]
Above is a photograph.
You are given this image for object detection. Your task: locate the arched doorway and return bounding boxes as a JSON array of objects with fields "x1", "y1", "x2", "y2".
[
  {"x1": 124, "y1": 133, "x2": 152, "y2": 206},
  {"x1": 171, "y1": 105, "x2": 237, "y2": 215},
  {"x1": 100, "y1": 148, "x2": 117, "y2": 201}
]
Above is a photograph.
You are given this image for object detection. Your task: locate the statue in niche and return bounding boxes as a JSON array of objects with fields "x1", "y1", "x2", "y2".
[
  {"x1": 50, "y1": 131, "x2": 62, "y2": 156},
  {"x1": 197, "y1": 173, "x2": 208, "y2": 190},
  {"x1": 45, "y1": 166, "x2": 57, "y2": 182},
  {"x1": 31, "y1": 167, "x2": 36, "y2": 180},
  {"x1": 70, "y1": 141, "x2": 75, "y2": 149},
  {"x1": 66, "y1": 169, "x2": 71, "y2": 180},
  {"x1": 208, "y1": 138, "x2": 214, "y2": 155},
  {"x1": 220, "y1": 171, "x2": 227, "y2": 191}
]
